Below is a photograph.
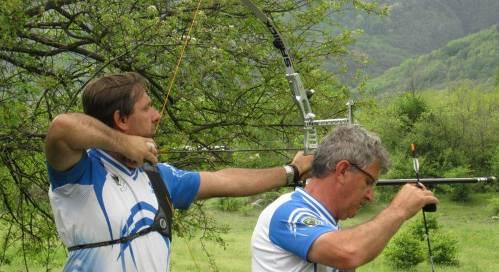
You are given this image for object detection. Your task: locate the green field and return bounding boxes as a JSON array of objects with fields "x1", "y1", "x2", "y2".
[{"x1": 0, "y1": 194, "x2": 497, "y2": 271}]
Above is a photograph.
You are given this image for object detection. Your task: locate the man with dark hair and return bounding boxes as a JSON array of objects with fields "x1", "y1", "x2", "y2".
[
  {"x1": 251, "y1": 125, "x2": 438, "y2": 272},
  {"x1": 45, "y1": 72, "x2": 313, "y2": 271}
]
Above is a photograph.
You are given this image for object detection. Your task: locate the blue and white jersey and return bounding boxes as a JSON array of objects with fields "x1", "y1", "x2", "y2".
[
  {"x1": 48, "y1": 148, "x2": 200, "y2": 272},
  {"x1": 252, "y1": 188, "x2": 349, "y2": 272}
]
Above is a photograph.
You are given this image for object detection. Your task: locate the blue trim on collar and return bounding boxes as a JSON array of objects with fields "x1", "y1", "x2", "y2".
[
  {"x1": 90, "y1": 149, "x2": 139, "y2": 180},
  {"x1": 295, "y1": 187, "x2": 337, "y2": 226}
]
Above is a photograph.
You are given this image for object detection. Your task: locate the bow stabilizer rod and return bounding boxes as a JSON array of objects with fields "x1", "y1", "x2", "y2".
[{"x1": 377, "y1": 176, "x2": 496, "y2": 186}]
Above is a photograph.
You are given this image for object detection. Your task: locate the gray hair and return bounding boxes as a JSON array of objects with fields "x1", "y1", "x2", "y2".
[{"x1": 311, "y1": 125, "x2": 390, "y2": 178}]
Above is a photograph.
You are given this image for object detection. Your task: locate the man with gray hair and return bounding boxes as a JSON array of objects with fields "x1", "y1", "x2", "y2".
[{"x1": 251, "y1": 125, "x2": 438, "y2": 271}]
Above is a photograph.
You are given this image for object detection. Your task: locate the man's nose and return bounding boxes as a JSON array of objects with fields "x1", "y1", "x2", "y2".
[
  {"x1": 152, "y1": 108, "x2": 161, "y2": 122},
  {"x1": 365, "y1": 187, "x2": 374, "y2": 202}
]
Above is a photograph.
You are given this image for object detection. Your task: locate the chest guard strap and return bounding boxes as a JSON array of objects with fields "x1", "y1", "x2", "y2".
[{"x1": 67, "y1": 164, "x2": 174, "y2": 251}]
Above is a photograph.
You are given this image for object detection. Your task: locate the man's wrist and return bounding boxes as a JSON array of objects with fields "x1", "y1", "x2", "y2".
[{"x1": 284, "y1": 164, "x2": 300, "y2": 186}]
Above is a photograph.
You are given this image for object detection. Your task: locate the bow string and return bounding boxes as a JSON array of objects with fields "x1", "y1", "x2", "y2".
[{"x1": 156, "y1": 0, "x2": 203, "y2": 135}]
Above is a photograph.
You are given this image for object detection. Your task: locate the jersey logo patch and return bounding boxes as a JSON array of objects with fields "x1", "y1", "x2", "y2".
[{"x1": 302, "y1": 216, "x2": 321, "y2": 226}]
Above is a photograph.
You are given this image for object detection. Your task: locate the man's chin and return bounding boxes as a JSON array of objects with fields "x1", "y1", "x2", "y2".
[
  {"x1": 345, "y1": 210, "x2": 358, "y2": 219},
  {"x1": 144, "y1": 130, "x2": 155, "y2": 138}
]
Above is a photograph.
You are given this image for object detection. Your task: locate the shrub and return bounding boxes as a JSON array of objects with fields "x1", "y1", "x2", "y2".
[
  {"x1": 408, "y1": 214, "x2": 439, "y2": 239},
  {"x1": 444, "y1": 166, "x2": 472, "y2": 202},
  {"x1": 217, "y1": 197, "x2": 244, "y2": 212},
  {"x1": 407, "y1": 215, "x2": 459, "y2": 265},
  {"x1": 385, "y1": 215, "x2": 460, "y2": 268},
  {"x1": 385, "y1": 229, "x2": 425, "y2": 269},
  {"x1": 449, "y1": 184, "x2": 472, "y2": 202},
  {"x1": 430, "y1": 231, "x2": 459, "y2": 266}
]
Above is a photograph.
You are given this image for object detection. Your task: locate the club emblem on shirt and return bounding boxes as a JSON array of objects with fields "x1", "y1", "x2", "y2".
[
  {"x1": 302, "y1": 216, "x2": 321, "y2": 227},
  {"x1": 111, "y1": 174, "x2": 127, "y2": 192},
  {"x1": 111, "y1": 174, "x2": 120, "y2": 184}
]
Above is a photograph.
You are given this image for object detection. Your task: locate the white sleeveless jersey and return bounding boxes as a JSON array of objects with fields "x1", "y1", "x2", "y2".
[
  {"x1": 252, "y1": 188, "x2": 351, "y2": 272},
  {"x1": 48, "y1": 149, "x2": 200, "y2": 272}
]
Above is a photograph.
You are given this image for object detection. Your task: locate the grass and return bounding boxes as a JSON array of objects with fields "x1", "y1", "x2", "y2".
[
  {"x1": 1, "y1": 193, "x2": 498, "y2": 271},
  {"x1": 170, "y1": 208, "x2": 258, "y2": 272}
]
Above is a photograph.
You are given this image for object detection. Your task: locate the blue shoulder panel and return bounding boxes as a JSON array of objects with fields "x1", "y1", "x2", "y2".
[
  {"x1": 157, "y1": 163, "x2": 200, "y2": 209},
  {"x1": 269, "y1": 192, "x2": 335, "y2": 260},
  {"x1": 47, "y1": 152, "x2": 91, "y2": 190}
]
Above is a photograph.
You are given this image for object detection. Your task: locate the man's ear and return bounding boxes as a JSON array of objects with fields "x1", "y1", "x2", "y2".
[
  {"x1": 335, "y1": 160, "x2": 350, "y2": 184},
  {"x1": 113, "y1": 111, "x2": 128, "y2": 132},
  {"x1": 335, "y1": 160, "x2": 350, "y2": 174}
]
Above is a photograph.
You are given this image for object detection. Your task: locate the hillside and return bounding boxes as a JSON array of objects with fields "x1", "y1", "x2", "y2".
[
  {"x1": 331, "y1": 0, "x2": 499, "y2": 77},
  {"x1": 363, "y1": 25, "x2": 498, "y2": 94}
]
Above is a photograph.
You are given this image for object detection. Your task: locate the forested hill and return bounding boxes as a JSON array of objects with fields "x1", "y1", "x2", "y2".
[
  {"x1": 338, "y1": 0, "x2": 499, "y2": 77},
  {"x1": 363, "y1": 25, "x2": 499, "y2": 94}
]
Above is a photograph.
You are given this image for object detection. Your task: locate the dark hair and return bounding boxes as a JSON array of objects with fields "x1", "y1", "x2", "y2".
[
  {"x1": 82, "y1": 72, "x2": 149, "y2": 127},
  {"x1": 311, "y1": 125, "x2": 390, "y2": 178}
]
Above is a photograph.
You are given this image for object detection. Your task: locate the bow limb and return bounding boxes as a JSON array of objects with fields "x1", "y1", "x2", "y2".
[{"x1": 240, "y1": 0, "x2": 319, "y2": 154}]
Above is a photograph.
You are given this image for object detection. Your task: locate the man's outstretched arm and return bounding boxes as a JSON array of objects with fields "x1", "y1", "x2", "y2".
[{"x1": 196, "y1": 151, "x2": 313, "y2": 199}]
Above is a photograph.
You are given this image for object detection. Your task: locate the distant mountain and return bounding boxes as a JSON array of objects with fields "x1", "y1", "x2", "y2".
[
  {"x1": 333, "y1": 0, "x2": 499, "y2": 77},
  {"x1": 364, "y1": 25, "x2": 498, "y2": 94}
]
